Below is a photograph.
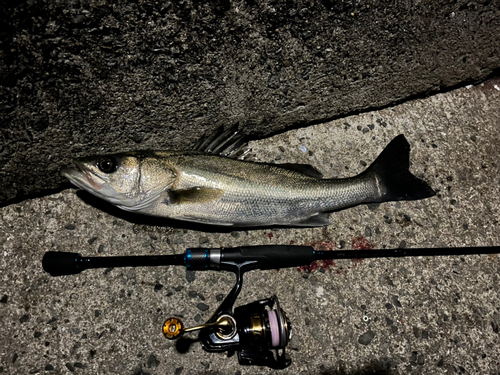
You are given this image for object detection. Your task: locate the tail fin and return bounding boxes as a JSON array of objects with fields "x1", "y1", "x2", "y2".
[{"x1": 365, "y1": 135, "x2": 435, "y2": 202}]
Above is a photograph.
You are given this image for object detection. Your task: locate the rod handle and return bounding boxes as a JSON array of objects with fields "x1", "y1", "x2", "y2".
[
  {"x1": 222, "y1": 245, "x2": 315, "y2": 270},
  {"x1": 42, "y1": 252, "x2": 83, "y2": 276}
]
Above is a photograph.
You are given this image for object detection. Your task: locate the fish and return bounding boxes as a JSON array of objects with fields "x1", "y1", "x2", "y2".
[{"x1": 61, "y1": 130, "x2": 435, "y2": 227}]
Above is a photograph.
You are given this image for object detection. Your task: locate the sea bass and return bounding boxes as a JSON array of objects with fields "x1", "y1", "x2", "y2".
[{"x1": 61, "y1": 133, "x2": 435, "y2": 227}]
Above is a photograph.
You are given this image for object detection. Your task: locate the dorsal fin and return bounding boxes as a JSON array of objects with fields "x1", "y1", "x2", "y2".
[{"x1": 194, "y1": 126, "x2": 252, "y2": 159}]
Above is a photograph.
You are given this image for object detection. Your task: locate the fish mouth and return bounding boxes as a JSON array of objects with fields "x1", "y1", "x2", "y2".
[{"x1": 61, "y1": 162, "x2": 105, "y2": 192}]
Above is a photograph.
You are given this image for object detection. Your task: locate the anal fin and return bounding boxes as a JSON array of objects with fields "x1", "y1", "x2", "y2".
[{"x1": 290, "y1": 212, "x2": 332, "y2": 227}]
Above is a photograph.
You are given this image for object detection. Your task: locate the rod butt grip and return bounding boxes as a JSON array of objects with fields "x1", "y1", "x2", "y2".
[{"x1": 42, "y1": 252, "x2": 82, "y2": 276}]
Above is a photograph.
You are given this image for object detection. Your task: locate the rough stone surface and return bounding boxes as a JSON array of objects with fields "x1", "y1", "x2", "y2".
[
  {"x1": 1, "y1": 0, "x2": 500, "y2": 205},
  {"x1": 1, "y1": 79, "x2": 500, "y2": 374}
]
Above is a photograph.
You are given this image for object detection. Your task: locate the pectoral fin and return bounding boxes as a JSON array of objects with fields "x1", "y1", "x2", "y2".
[{"x1": 168, "y1": 187, "x2": 224, "y2": 205}]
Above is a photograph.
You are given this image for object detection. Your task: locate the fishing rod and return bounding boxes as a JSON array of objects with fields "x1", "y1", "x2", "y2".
[{"x1": 42, "y1": 245, "x2": 500, "y2": 369}]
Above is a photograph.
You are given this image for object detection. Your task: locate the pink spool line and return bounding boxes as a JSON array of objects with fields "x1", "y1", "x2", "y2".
[{"x1": 268, "y1": 310, "x2": 280, "y2": 348}]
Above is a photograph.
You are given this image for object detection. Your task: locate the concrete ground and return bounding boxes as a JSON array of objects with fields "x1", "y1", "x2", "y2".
[{"x1": 1, "y1": 78, "x2": 500, "y2": 374}]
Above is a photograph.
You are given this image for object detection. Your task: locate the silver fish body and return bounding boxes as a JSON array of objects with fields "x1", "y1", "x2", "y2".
[{"x1": 61, "y1": 135, "x2": 435, "y2": 227}]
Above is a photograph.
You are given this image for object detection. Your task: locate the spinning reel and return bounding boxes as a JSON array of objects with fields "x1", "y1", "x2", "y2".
[
  {"x1": 163, "y1": 295, "x2": 291, "y2": 368},
  {"x1": 43, "y1": 244, "x2": 500, "y2": 369}
]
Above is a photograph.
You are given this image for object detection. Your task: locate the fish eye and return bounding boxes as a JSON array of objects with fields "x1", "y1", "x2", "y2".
[{"x1": 97, "y1": 156, "x2": 117, "y2": 173}]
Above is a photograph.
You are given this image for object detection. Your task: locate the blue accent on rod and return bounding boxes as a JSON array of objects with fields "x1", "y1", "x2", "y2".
[{"x1": 185, "y1": 249, "x2": 192, "y2": 268}]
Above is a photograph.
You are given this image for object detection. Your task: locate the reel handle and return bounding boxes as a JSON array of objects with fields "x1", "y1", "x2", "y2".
[{"x1": 163, "y1": 315, "x2": 236, "y2": 340}]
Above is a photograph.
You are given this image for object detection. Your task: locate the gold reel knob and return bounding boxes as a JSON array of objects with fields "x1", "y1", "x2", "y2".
[{"x1": 163, "y1": 317, "x2": 184, "y2": 340}]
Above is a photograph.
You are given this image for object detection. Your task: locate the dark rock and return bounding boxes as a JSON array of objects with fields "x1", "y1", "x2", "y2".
[
  {"x1": 44, "y1": 364, "x2": 54, "y2": 371},
  {"x1": 410, "y1": 351, "x2": 418, "y2": 364},
  {"x1": 385, "y1": 317, "x2": 393, "y2": 326},
  {"x1": 491, "y1": 321, "x2": 499, "y2": 333},
  {"x1": 417, "y1": 355, "x2": 425, "y2": 365},
  {"x1": 391, "y1": 295, "x2": 402, "y2": 307},
  {"x1": 364, "y1": 226, "x2": 372, "y2": 237},
  {"x1": 34, "y1": 331, "x2": 42, "y2": 338},
  {"x1": 358, "y1": 331, "x2": 375, "y2": 345},
  {"x1": 147, "y1": 354, "x2": 160, "y2": 368},
  {"x1": 385, "y1": 303, "x2": 393, "y2": 309},
  {"x1": 0, "y1": 295, "x2": 7, "y2": 303},
  {"x1": 186, "y1": 270, "x2": 196, "y2": 283},
  {"x1": 65, "y1": 224, "x2": 76, "y2": 230},
  {"x1": 65, "y1": 363, "x2": 75, "y2": 372},
  {"x1": 196, "y1": 303, "x2": 210, "y2": 311},
  {"x1": 174, "y1": 367, "x2": 183, "y2": 375},
  {"x1": 87, "y1": 237, "x2": 97, "y2": 245},
  {"x1": 154, "y1": 284, "x2": 163, "y2": 292},
  {"x1": 74, "y1": 363, "x2": 85, "y2": 369},
  {"x1": 413, "y1": 326, "x2": 421, "y2": 338},
  {"x1": 20, "y1": 314, "x2": 29, "y2": 323},
  {"x1": 216, "y1": 294, "x2": 225, "y2": 301}
]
